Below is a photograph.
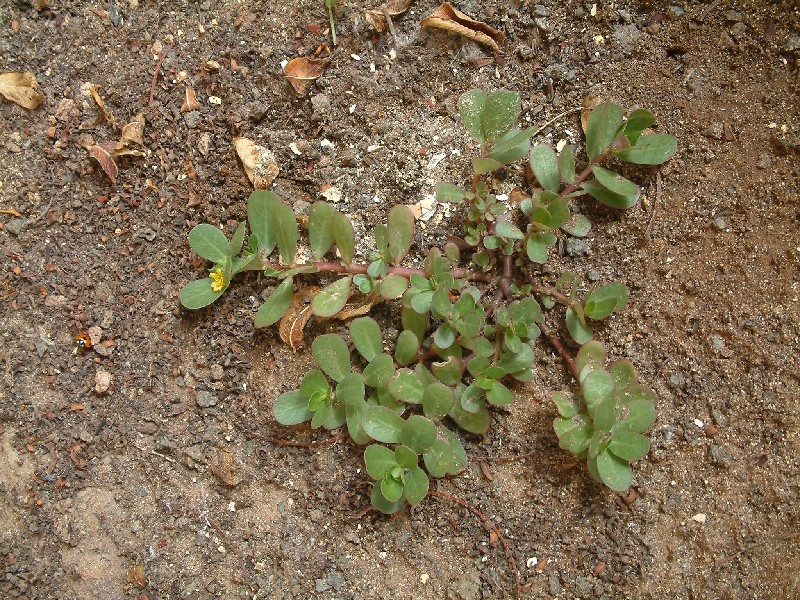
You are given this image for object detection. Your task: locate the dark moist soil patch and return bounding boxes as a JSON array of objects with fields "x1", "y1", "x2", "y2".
[{"x1": 1, "y1": 1, "x2": 798, "y2": 599}]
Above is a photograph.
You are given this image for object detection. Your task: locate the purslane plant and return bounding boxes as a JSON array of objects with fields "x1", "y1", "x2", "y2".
[{"x1": 181, "y1": 89, "x2": 676, "y2": 510}]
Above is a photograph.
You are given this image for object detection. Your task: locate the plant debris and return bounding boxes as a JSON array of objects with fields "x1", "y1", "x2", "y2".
[
  {"x1": 365, "y1": 0, "x2": 414, "y2": 33},
  {"x1": 284, "y1": 57, "x2": 329, "y2": 95},
  {"x1": 0, "y1": 71, "x2": 45, "y2": 110},
  {"x1": 421, "y1": 3, "x2": 506, "y2": 53}
]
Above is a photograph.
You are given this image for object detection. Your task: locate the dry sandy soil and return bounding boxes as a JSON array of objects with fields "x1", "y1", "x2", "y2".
[{"x1": 1, "y1": 0, "x2": 798, "y2": 598}]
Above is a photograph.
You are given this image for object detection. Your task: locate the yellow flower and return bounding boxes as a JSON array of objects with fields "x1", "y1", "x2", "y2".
[{"x1": 210, "y1": 269, "x2": 225, "y2": 292}]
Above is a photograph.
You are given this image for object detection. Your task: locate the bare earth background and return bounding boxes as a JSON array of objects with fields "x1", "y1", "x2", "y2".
[{"x1": 1, "y1": 1, "x2": 798, "y2": 598}]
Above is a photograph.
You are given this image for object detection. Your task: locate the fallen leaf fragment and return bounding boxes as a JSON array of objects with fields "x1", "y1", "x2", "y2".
[
  {"x1": 210, "y1": 448, "x2": 240, "y2": 486},
  {"x1": 127, "y1": 561, "x2": 147, "y2": 588},
  {"x1": 365, "y1": 0, "x2": 414, "y2": 32},
  {"x1": 284, "y1": 57, "x2": 329, "y2": 95},
  {"x1": 279, "y1": 287, "x2": 319, "y2": 351},
  {"x1": 181, "y1": 88, "x2": 200, "y2": 112},
  {"x1": 120, "y1": 112, "x2": 145, "y2": 146},
  {"x1": 0, "y1": 209, "x2": 22, "y2": 217},
  {"x1": 88, "y1": 144, "x2": 119, "y2": 183},
  {"x1": 0, "y1": 72, "x2": 45, "y2": 110},
  {"x1": 421, "y1": 3, "x2": 506, "y2": 53},
  {"x1": 581, "y1": 96, "x2": 602, "y2": 134},
  {"x1": 234, "y1": 137, "x2": 279, "y2": 189}
]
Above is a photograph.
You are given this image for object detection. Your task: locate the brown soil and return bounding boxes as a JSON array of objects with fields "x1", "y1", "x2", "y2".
[{"x1": 1, "y1": 1, "x2": 798, "y2": 599}]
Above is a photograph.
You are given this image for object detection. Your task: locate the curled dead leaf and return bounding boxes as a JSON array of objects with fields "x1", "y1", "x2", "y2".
[
  {"x1": 210, "y1": 448, "x2": 240, "y2": 487},
  {"x1": 0, "y1": 72, "x2": 45, "y2": 110},
  {"x1": 328, "y1": 294, "x2": 377, "y2": 320},
  {"x1": 279, "y1": 287, "x2": 319, "y2": 351},
  {"x1": 284, "y1": 57, "x2": 329, "y2": 95},
  {"x1": 421, "y1": 3, "x2": 506, "y2": 53},
  {"x1": 365, "y1": 0, "x2": 414, "y2": 33},
  {"x1": 581, "y1": 96, "x2": 602, "y2": 134},
  {"x1": 88, "y1": 144, "x2": 118, "y2": 183},
  {"x1": 234, "y1": 137, "x2": 279, "y2": 189},
  {"x1": 126, "y1": 561, "x2": 147, "y2": 588},
  {"x1": 121, "y1": 112, "x2": 145, "y2": 146},
  {"x1": 181, "y1": 88, "x2": 200, "y2": 112}
]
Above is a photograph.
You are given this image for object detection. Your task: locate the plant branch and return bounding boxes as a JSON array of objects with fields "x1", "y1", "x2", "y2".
[
  {"x1": 538, "y1": 322, "x2": 579, "y2": 381},
  {"x1": 528, "y1": 282, "x2": 572, "y2": 307},
  {"x1": 263, "y1": 260, "x2": 492, "y2": 283},
  {"x1": 560, "y1": 150, "x2": 610, "y2": 197}
]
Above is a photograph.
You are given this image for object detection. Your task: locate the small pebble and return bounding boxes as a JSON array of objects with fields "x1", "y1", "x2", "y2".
[
  {"x1": 692, "y1": 513, "x2": 707, "y2": 524},
  {"x1": 197, "y1": 390, "x2": 217, "y2": 408}
]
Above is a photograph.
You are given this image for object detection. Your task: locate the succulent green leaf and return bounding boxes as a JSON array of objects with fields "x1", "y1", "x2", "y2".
[
  {"x1": 400, "y1": 415, "x2": 437, "y2": 453},
  {"x1": 608, "y1": 360, "x2": 638, "y2": 389},
  {"x1": 332, "y1": 212, "x2": 355, "y2": 265},
  {"x1": 566, "y1": 306, "x2": 593, "y2": 344},
  {"x1": 423, "y1": 439, "x2": 455, "y2": 478},
  {"x1": 336, "y1": 372, "x2": 365, "y2": 406},
  {"x1": 311, "y1": 276, "x2": 352, "y2": 318},
  {"x1": 472, "y1": 157, "x2": 504, "y2": 175},
  {"x1": 422, "y1": 382, "x2": 455, "y2": 421},
  {"x1": 433, "y1": 322, "x2": 458, "y2": 349},
  {"x1": 300, "y1": 369, "x2": 330, "y2": 401},
  {"x1": 458, "y1": 89, "x2": 488, "y2": 143},
  {"x1": 308, "y1": 201, "x2": 336, "y2": 260},
  {"x1": 556, "y1": 415, "x2": 593, "y2": 455},
  {"x1": 593, "y1": 166, "x2": 640, "y2": 199},
  {"x1": 489, "y1": 137, "x2": 530, "y2": 165},
  {"x1": 381, "y1": 473, "x2": 405, "y2": 502},
  {"x1": 386, "y1": 205, "x2": 414, "y2": 265},
  {"x1": 483, "y1": 90, "x2": 521, "y2": 142},
  {"x1": 180, "y1": 278, "x2": 224, "y2": 309},
  {"x1": 362, "y1": 353, "x2": 394, "y2": 388},
  {"x1": 609, "y1": 431, "x2": 650, "y2": 461},
  {"x1": 614, "y1": 396, "x2": 657, "y2": 434},
  {"x1": 370, "y1": 483, "x2": 404, "y2": 514},
  {"x1": 363, "y1": 406, "x2": 405, "y2": 443},
  {"x1": 585, "y1": 102, "x2": 624, "y2": 160},
  {"x1": 312, "y1": 333, "x2": 351, "y2": 383},
  {"x1": 349, "y1": 317, "x2": 383, "y2": 362},
  {"x1": 410, "y1": 289, "x2": 434, "y2": 314},
  {"x1": 559, "y1": 144, "x2": 576, "y2": 184},
  {"x1": 435, "y1": 183, "x2": 466, "y2": 204},
  {"x1": 613, "y1": 133, "x2": 677, "y2": 165},
  {"x1": 576, "y1": 341, "x2": 607, "y2": 374},
  {"x1": 229, "y1": 222, "x2": 246, "y2": 257},
  {"x1": 431, "y1": 356, "x2": 461, "y2": 386},
  {"x1": 532, "y1": 193, "x2": 570, "y2": 231},
  {"x1": 401, "y1": 304, "x2": 428, "y2": 341},
  {"x1": 581, "y1": 178, "x2": 640, "y2": 210},
  {"x1": 495, "y1": 219, "x2": 524, "y2": 240},
  {"x1": 622, "y1": 108, "x2": 655, "y2": 144},
  {"x1": 395, "y1": 330, "x2": 420, "y2": 366},
  {"x1": 271, "y1": 201, "x2": 298, "y2": 265},
  {"x1": 364, "y1": 443, "x2": 396, "y2": 479},
  {"x1": 274, "y1": 390, "x2": 313, "y2": 425},
  {"x1": 322, "y1": 401, "x2": 346, "y2": 430},
  {"x1": 254, "y1": 278, "x2": 294, "y2": 327},
  {"x1": 380, "y1": 274, "x2": 408, "y2": 299},
  {"x1": 402, "y1": 467, "x2": 429, "y2": 505},
  {"x1": 561, "y1": 213, "x2": 591, "y2": 237},
  {"x1": 585, "y1": 282, "x2": 629, "y2": 320},
  {"x1": 551, "y1": 391, "x2": 580, "y2": 418},
  {"x1": 450, "y1": 399, "x2": 490, "y2": 435},
  {"x1": 530, "y1": 144, "x2": 561, "y2": 193},
  {"x1": 431, "y1": 286, "x2": 453, "y2": 319},
  {"x1": 342, "y1": 376, "x2": 370, "y2": 445},
  {"x1": 526, "y1": 232, "x2": 556, "y2": 264},
  {"x1": 593, "y1": 396, "x2": 620, "y2": 431},
  {"x1": 596, "y1": 449, "x2": 633, "y2": 491},
  {"x1": 486, "y1": 381, "x2": 514, "y2": 406},
  {"x1": 388, "y1": 369, "x2": 425, "y2": 404},
  {"x1": 394, "y1": 445, "x2": 419, "y2": 469},
  {"x1": 189, "y1": 224, "x2": 230, "y2": 263},
  {"x1": 582, "y1": 370, "x2": 615, "y2": 414},
  {"x1": 491, "y1": 125, "x2": 535, "y2": 156},
  {"x1": 442, "y1": 427, "x2": 467, "y2": 474},
  {"x1": 247, "y1": 190, "x2": 279, "y2": 255},
  {"x1": 497, "y1": 344, "x2": 535, "y2": 374}
]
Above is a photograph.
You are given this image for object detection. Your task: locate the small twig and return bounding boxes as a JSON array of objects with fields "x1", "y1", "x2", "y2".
[
  {"x1": 529, "y1": 282, "x2": 571, "y2": 307},
  {"x1": 530, "y1": 106, "x2": 582, "y2": 138},
  {"x1": 381, "y1": 6, "x2": 396, "y2": 39},
  {"x1": 645, "y1": 170, "x2": 662, "y2": 240},
  {"x1": 430, "y1": 489, "x2": 522, "y2": 598},
  {"x1": 234, "y1": 422, "x2": 344, "y2": 448},
  {"x1": 149, "y1": 44, "x2": 173, "y2": 105},
  {"x1": 469, "y1": 452, "x2": 535, "y2": 463},
  {"x1": 539, "y1": 322, "x2": 579, "y2": 381},
  {"x1": 263, "y1": 260, "x2": 493, "y2": 283}
]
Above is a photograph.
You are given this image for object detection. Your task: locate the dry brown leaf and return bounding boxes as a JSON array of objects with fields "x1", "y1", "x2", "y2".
[
  {"x1": 279, "y1": 287, "x2": 319, "y2": 351},
  {"x1": 87, "y1": 84, "x2": 116, "y2": 127},
  {"x1": 284, "y1": 57, "x2": 329, "y2": 95},
  {"x1": 581, "y1": 96, "x2": 602, "y2": 134},
  {"x1": 421, "y1": 3, "x2": 506, "y2": 53},
  {"x1": 88, "y1": 144, "x2": 118, "y2": 183},
  {"x1": 210, "y1": 448, "x2": 240, "y2": 486},
  {"x1": 234, "y1": 137, "x2": 279, "y2": 189},
  {"x1": 121, "y1": 112, "x2": 145, "y2": 146},
  {"x1": 0, "y1": 72, "x2": 45, "y2": 110},
  {"x1": 365, "y1": 0, "x2": 414, "y2": 33},
  {"x1": 181, "y1": 88, "x2": 200, "y2": 112},
  {"x1": 332, "y1": 296, "x2": 376, "y2": 320},
  {"x1": 126, "y1": 561, "x2": 147, "y2": 588}
]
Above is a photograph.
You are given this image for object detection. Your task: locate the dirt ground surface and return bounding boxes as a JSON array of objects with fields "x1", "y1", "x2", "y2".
[{"x1": 1, "y1": 0, "x2": 798, "y2": 598}]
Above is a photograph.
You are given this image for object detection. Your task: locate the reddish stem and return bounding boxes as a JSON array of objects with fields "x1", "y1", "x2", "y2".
[{"x1": 538, "y1": 322, "x2": 579, "y2": 381}]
